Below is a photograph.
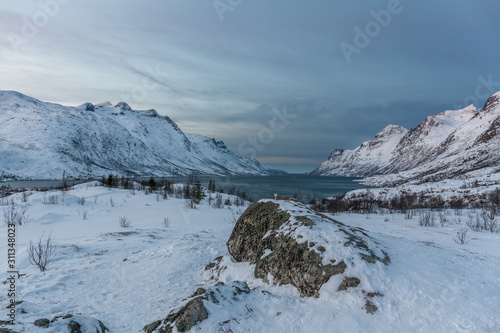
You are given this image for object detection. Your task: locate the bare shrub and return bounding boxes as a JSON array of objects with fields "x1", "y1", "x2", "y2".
[
  {"x1": 418, "y1": 210, "x2": 435, "y2": 227},
  {"x1": 119, "y1": 216, "x2": 131, "y2": 228},
  {"x1": 185, "y1": 199, "x2": 196, "y2": 209},
  {"x1": 212, "y1": 193, "x2": 224, "y2": 209},
  {"x1": 82, "y1": 210, "x2": 89, "y2": 220},
  {"x1": 233, "y1": 196, "x2": 245, "y2": 207},
  {"x1": 42, "y1": 194, "x2": 59, "y2": 205},
  {"x1": 454, "y1": 227, "x2": 470, "y2": 245},
  {"x1": 438, "y1": 212, "x2": 448, "y2": 227},
  {"x1": 77, "y1": 197, "x2": 86, "y2": 205},
  {"x1": 28, "y1": 234, "x2": 56, "y2": 272},
  {"x1": 20, "y1": 191, "x2": 32, "y2": 203},
  {"x1": 466, "y1": 210, "x2": 499, "y2": 233},
  {"x1": 3, "y1": 201, "x2": 32, "y2": 225},
  {"x1": 162, "y1": 217, "x2": 171, "y2": 228},
  {"x1": 109, "y1": 197, "x2": 115, "y2": 207}
]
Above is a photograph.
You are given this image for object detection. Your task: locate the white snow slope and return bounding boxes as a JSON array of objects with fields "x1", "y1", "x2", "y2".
[
  {"x1": 0, "y1": 183, "x2": 499, "y2": 332},
  {"x1": 313, "y1": 92, "x2": 500, "y2": 186},
  {"x1": 0, "y1": 91, "x2": 283, "y2": 179}
]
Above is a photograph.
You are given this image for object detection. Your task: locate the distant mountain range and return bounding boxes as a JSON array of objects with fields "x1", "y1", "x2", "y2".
[
  {"x1": 0, "y1": 91, "x2": 284, "y2": 179},
  {"x1": 312, "y1": 91, "x2": 500, "y2": 186}
]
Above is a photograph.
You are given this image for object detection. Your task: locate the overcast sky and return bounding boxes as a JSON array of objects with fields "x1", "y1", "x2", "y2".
[{"x1": 1, "y1": 1, "x2": 499, "y2": 172}]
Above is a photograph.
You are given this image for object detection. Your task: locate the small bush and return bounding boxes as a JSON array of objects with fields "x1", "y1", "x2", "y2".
[
  {"x1": 419, "y1": 211, "x2": 435, "y2": 227},
  {"x1": 82, "y1": 210, "x2": 89, "y2": 220},
  {"x1": 78, "y1": 197, "x2": 86, "y2": 205},
  {"x1": 28, "y1": 234, "x2": 56, "y2": 272},
  {"x1": 3, "y1": 201, "x2": 32, "y2": 225},
  {"x1": 454, "y1": 227, "x2": 470, "y2": 245},
  {"x1": 119, "y1": 216, "x2": 131, "y2": 228},
  {"x1": 19, "y1": 191, "x2": 32, "y2": 203},
  {"x1": 185, "y1": 199, "x2": 196, "y2": 209},
  {"x1": 42, "y1": 194, "x2": 59, "y2": 205},
  {"x1": 162, "y1": 217, "x2": 171, "y2": 228},
  {"x1": 213, "y1": 194, "x2": 223, "y2": 209},
  {"x1": 438, "y1": 213, "x2": 448, "y2": 227}
]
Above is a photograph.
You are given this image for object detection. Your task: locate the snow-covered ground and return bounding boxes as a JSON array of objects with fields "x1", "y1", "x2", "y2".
[
  {"x1": 343, "y1": 172, "x2": 500, "y2": 205},
  {"x1": 1, "y1": 183, "x2": 499, "y2": 332}
]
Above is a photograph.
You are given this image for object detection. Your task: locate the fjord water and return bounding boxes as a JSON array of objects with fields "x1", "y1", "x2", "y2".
[
  {"x1": 1, "y1": 175, "x2": 365, "y2": 201},
  {"x1": 196, "y1": 174, "x2": 365, "y2": 201}
]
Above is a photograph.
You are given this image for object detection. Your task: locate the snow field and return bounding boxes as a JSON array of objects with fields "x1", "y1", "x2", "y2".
[{"x1": 0, "y1": 183, "x2": 498, "y2": 332}]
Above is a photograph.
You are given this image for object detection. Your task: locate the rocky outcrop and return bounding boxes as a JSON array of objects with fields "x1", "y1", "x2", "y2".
[
  {"x1": 226, "y1": 198, "x2": 389, "y2": 297},
  {"x1": 144, "y1": 281, "x2": 253, "y2": 333},
  {"x1": 32, "y1": 314, "x2": 108, "y2": 332}
]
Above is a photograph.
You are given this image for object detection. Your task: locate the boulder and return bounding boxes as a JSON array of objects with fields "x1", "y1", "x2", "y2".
[
  {"x1": 226, "y1": 198, "x2": 390, "y2": 297},
  {"x1": 34, "y1": 318, "x2": 50, "y2": 328},
  {"x1": 33, "y1": 315, "x2": 108, "y2": 332},
  {"x1": 145, "y1": 281, "x2": 252, "y2": 333}
]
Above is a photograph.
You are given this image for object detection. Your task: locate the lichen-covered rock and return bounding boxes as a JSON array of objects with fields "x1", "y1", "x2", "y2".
[
  {"x1": 67, "y1": 320, "x2": 82, "y2": 333},
  {"x1": 34, "y1": 318, "x2": 50, "y2": 328},
  {"x1": 164, "y1": 297, "x2": 208, "y2": 333},
  {"x1": 147, "y1": 281, "x2": 253, "y2": 333},
  {"x1": 227, "y1": 199, "x2": 390, "y2": 297},
  {"x1": 143, "y1": 321, "x2": 161, "y2": 333},
  {"x1": 338, "y1": 277, "x2": 361, "y2": 291}
]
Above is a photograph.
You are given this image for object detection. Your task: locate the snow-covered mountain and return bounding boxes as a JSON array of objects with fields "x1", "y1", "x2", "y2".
[
  {"x1": 0, "y1": 91, "x2": 283, "y2": 179},
  {"x1": 312, "y1": 124, "x2": 409, "y2": 177},
  {"x1": 312, "y1": 91, "x2": 500, "y2": 186}
]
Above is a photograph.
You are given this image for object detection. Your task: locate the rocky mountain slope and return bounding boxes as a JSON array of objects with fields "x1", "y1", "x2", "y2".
[
  {"x1": 312, "y1": 92, "x2": 500, "y2": 186},
  {"x1": 0, "y1": 91, "x2": 283, "y2": 179}
]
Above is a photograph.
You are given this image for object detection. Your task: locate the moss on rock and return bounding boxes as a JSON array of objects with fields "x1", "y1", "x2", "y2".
[{"x1": 227, "y1": 199, "x2": 389, "y2": 298}]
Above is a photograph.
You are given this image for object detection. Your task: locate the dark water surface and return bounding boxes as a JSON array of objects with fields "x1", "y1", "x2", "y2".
[
  {"x1": 193, "y1": 174, "x2": 365, "y2": 201},
  {"x1": 2, "y1": 175, "x2": 366, "y2": 201}
]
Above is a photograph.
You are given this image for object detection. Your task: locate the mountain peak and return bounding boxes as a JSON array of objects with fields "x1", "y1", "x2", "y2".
[
  {"x1": 482, "y1": 91, "x2": 500, "y2": 113},
  {"x1": 77, "y1": 102, "x2": 95, "y2": 112},
  {"x1": 115, "y1": 102, "x2": 132, "y2": 111},
  {"x1": 0, "y1": 90, "x2": 42, "y2": 106},
  {"x1": 376, "y1": 124, "x2": 408, "y2": 137}
]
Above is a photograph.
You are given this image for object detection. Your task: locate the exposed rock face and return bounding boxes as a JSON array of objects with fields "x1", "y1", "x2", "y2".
[
  {"x1": 147, "y1": 281, "x2": 252, "y2": 333},
  {"x1": 161, "y1": 297, "x2": 208, "y2": 333},
  {"x1": 226, "y1": 199, "x2": 390, "y2": 297}
]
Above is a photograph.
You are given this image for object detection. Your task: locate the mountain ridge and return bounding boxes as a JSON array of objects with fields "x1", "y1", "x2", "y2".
[
  {"x1": 0, "y1": 90, "x2": 284, "y2": 179},
  {"x1": 312, "y1": 92, "x2": 500, "y2": 186}
]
